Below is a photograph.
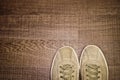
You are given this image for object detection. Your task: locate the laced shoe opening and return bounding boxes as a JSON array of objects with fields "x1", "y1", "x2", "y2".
[
  {"x1": 85, "y1": 64, "x2": 101, "y2": 80},
  {"x1": 59, "y1": 64, "x2": 74, "y2": 80}
]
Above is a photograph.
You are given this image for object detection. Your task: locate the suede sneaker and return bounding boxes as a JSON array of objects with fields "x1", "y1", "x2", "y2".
[
  {"x1": 51, "y1": 46, "x2": 80, "y2": 80},
  {"x1": 80, "y1": 45, "x2": 108, "y2": 80}
]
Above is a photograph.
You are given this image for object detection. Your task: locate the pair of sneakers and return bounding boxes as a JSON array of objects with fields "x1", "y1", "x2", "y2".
[{"x1": 51, "y1": 45, "x2": 109, "y2": 80}]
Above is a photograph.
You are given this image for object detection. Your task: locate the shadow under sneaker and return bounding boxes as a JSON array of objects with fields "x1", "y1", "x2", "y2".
[
  {"x1": 80, "y1": 45, "x2": 109, "y2": 80},
  {"x1": 51, "y1": 46, "x2": 80, "y2": 80}
]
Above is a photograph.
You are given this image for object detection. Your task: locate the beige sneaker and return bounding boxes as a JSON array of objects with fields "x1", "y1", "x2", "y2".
[
  {"x1": 51, "y1": 46, "x2": 80, "y2": 80},
  {"x1": 80, "y1": 45, "x2": 109, "y2": 80}
]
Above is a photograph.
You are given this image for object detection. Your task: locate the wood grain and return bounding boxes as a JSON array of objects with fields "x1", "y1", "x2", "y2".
[{"x1": 0, "y1": 0, "x2": 120, "y2": 80}]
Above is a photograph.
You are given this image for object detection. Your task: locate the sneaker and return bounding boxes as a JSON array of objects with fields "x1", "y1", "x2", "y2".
[
  {"x1": 80, "y1": 45, "x2": 109, "y2": 80},
  {"x1": 51, "y1": 46, "x2": 80, "y2": 80}
]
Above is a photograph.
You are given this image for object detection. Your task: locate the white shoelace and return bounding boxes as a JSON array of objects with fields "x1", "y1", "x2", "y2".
[
  {"x1": 86, "y1": 64, "x2": 100, "y2": 80},
  {"x1": 59, "y1": 64, "x2": 74, "y2": 80}
]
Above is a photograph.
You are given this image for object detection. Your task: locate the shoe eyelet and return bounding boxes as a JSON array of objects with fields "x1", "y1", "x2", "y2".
[{"x1": 60, "y1": 76, "x2": 63, "y2": 78}]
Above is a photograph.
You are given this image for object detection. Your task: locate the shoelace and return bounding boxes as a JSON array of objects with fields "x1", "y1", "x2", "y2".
[
  {"x1": 59, "y1": 64, "x2": 74, "y2": 80},
  {"x1": 86, "y1": 64, "x2": 100, "y2": 80}
]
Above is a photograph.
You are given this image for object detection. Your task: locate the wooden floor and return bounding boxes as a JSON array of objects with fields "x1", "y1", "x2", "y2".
[{"x1": 0, "y1": 0, "x2": 120, "y2": 80}]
